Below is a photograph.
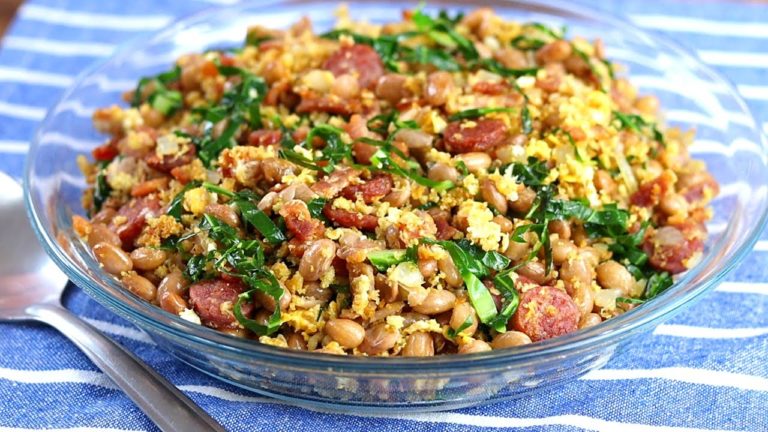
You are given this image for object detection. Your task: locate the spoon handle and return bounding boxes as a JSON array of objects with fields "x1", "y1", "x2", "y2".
[{"x1": 26, "y1": 303, "x2": 227, "y2": 432}]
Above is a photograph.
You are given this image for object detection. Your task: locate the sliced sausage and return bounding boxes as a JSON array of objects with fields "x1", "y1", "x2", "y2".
[
  {"x1": 443, "y1": 118, "x2": 508, "y2": 154},
  {"x1": 311, "y1": 168, "x2": 358, "y2": 199},
  {"x1": 323, "y1": 203, "x2": 378, "y2": 231},
  {"x1": 188, "y1": 278, "x2": 254, "y2": 329},
  {"x1": 340, "y1": 175, "x2": 393, "y2": 204},
  {"x1": 643, "y1": 226, "x2": 703, "y2": 274},
  {"x1": 295, "y1": 90, "x2": 363, "y2": 115},
  {"x1": 511, "y1": 285, "x2": 579, "y2": 342},
  {"x1": 630, "y1": 171, "x2": 675, "y2": 208},
  {"x1": 92, "y1": 139, "x2": 119, "y2": 161},
  {"x1": 109, "y1": 196, "x2": 161, "y2": 247},
  {"x1": 323, "y1": 44, "x2": 384, "y2": 90}
]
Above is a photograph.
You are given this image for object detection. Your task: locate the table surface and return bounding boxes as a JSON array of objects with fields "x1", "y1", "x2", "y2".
[{"x1": 1, "y1": 1, "x2": 767, "y2": 431}]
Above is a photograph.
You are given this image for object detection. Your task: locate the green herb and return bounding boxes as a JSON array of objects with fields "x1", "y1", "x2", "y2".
[
  {"x1": 277, "y1": 123, "x2": 351, "y2": 174},
  {"x1": 487, "y1": 270, "x2": 520, "y2": 331},
  {"x1": 644, "y1": 271, "x2": 673, "y2": 299},
  {"x1": 612, "y1": 110, "x2": 666, "y2": 146},
  {"x1": 132, "y1": 66, "x2": 183, "y2": 116},
  {"x1": 616, "y1": 297, "x2": 645, "y2": 305},
  {"x1": 508, "y1": 157, "x2": 549, "y2": 188},
  {"x1": 188, "y1": 66, "x2": 268, "y2": 166},
  {"x1": 412, "y1": 7, "x2": 478, "y2": 61},
  {"x1": 193, "y1": 214, "x2": 283, "y2": 336},
  {"x1": 511, "y1": 22, "x2": 564, "y2": 51},
  {"x1": 448, "y1": 107, "x2": 515, "y2": 121},
  {"x1": 245, "y1": 33, "x2": 274, "y2": 47},
  {"x1": 91, "y1": 161, "x2": 112, "y2": 214},
  {"x1": 203, "y1": 183, "x2": 286, "y2": 245},
  {"x1": 307, "y1": 197, "x2": 328, "y2": 219},
  {"x1": 367, "y1": 249, "x2": 415, "y2": 271},
  {"x1": 446, "y1": 315, "x2": 474, "y2": 339},
  {"x1": 166, "y1": 180, "x2": 202, "y2": 220},
  {"x1": 521, "y1": 105, "x2": 532, "y2": 135},
  {"x1": 476, "y1": 58, "x2": 540, "y2": 78}
]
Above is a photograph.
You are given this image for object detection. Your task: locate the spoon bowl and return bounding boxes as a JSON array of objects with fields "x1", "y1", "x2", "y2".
[{"x1": 0, "y1": 171, "x2": 225, "y2": 431}]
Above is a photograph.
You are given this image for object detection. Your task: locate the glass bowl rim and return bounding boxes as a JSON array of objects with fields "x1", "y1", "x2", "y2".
[{"x1": 24, "y1": 0, "x2": 768, "y2": 372}]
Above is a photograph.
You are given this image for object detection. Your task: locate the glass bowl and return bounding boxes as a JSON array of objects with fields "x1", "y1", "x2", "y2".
[{"x1": 24, "y1": 0, "x2": 768, "y2": 412}]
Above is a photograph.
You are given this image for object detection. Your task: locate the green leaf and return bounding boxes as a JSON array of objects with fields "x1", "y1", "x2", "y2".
[
  {"x1": 487, "y1": 270, "x2": 520, "y2": 332},
  {"x1": 166, "y1": 180, "x2": 203, "y2": 220},
  {"x1": 307, "y1": 197, "x2": 327, "y2": 219},
  {"x1": 612, "y1": 110, "x2": 666, "y2": 147},
  {"x1": 236, "y1": 197, "x2": 286, "y2": 244},
  {"x1": 644, "y1": 272, "x2": 673, "y2": 299},
  {"x1": 367, "y1": 249, "x2": 409, "y2": 271},
  {"x1": 448, "y1": 107, "x2": 515, "y2": 121},
  {"x1": 481, "y1": 251, "x2": 511, "y2": 271},
  {"x1": 446, "y1": 315, "x2": 474, "y2": 339},
  {"x1": 464, "y1": 272, "x2": 498, "y2": 325},
  {"x1": 616, "y1": 297, "x2": 645, "y2": 305},
  {"x1": 92, "y1": 161, "x2": 112, "y2": 214},
  {"x1": 521, "y1": 105, "x2": 532, "y2": 135}
]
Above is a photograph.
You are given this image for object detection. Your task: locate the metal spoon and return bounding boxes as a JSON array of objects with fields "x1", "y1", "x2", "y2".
[{"x1": 0, "y1": 172, "x2": 226, "y2": 432}]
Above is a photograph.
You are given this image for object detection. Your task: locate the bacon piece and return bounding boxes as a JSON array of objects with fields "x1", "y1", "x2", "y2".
[
  {"x1": 340, "y1": 175, "x2": 393, "y2": 204},
  {"x1": 323, "y1": 204, "x2": 378, "y2": 231},
  {"x1": 109, "y1": 196, "x2": 161, "y2": 247}
]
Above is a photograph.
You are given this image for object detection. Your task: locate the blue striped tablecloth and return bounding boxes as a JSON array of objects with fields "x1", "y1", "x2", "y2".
[{"x1": 1, "y1": 1, "x2": 766, "y2": 431}]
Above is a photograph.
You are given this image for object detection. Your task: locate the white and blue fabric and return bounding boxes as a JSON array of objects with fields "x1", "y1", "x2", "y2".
[{"x1": 1, "y1": 1, "x2": 767, "y2": 431}]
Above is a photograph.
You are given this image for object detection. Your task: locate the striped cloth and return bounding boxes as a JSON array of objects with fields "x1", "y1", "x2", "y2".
[{"x1": 1, "y1": 1, "x2": 766, "y2": 431}]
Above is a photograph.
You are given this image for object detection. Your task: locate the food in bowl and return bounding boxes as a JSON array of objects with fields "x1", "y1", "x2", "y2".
[{"x1": 72, "y1": 6, "x2": 719, "y2": 356}]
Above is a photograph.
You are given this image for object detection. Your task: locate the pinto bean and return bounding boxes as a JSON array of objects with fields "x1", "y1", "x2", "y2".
[
  {"x1": 325, "y1": 318, "x2": 366, "y2": 349},
  {"x1": 579, "y1": 313, "x2": 603, "y2": 329},
  {"x1": 394, "y1": 128, "x2": 433, "y2": 150},
  {"x1": 121, "y1": 273, "x2": 157, "y2": 301},
  {"x1": 299, "y1": 239, "x2": 338, "y2": 282},
  {"x1": 551, "y1": 239, "x2": 576, "y2": 265},
  {"x1": 548, "y1": 220, "x2": 571, "y2": 240},
  {"x1": 491, "y1": 331, "x2": 532, "y2": 349},
  {"x1": 411, "y1": 289, "x2": 456, "y2": 315},
  {"x1": 509, "y1": 187, "x2": 535, "y2": 214},
  {"x1": 357, "y1": 323, "x2": 399, "y2": 355},
  {"x1": 536, "y1": 40, "x2": 573, "y2": 64},
  {"x1": 428, "y1": 163, "x2": 459, "y2": 183},
  {"x1": 560, "y1": 256, "x2": 592, "y2": 293},
  {"x1": 87, "y1": 223, "x2": 121, "y2": 248},
  {"x1": 93, "y1": 242, "x2": 133, "y2": 275},
  {"x1": 375, "y1": 74, "x2": 409, "y2": 104},
  {"x1": 517, "y1": 261, "x2": 549, "y2": 285},
  {"x1": 437, "y1": 255, "x2": 463, "y2": 288},
  {"x1": 402, "y1": 332, "x2": 435, "y2": 357},
  {"x1": 596, "y1": 260, "x2": 634, "y2": 295},
  {"x1": 456, "y1": 152, "x2": 492, "y2": 173},
  {"x1": 129, "y1": 247, "x2": 167, "y2": 271},
  {"x1": 424, "y1": 71, "x2": 454, "y2": 106},
  {"x1": 450, "y1": 302, "x2": 479, "y2": 336},
  {"x1": 481, "y1": 179, "x2": 508, "y2": 214},
  {"x1": 418, "y1": 258, "x2": 438, "y2": 279},
  {"x1": 458, "y1": 339, "x2": 492, "y2": 354},
  {"x1": 204, "y1": 203, "x2": 240, "y2": 228}
]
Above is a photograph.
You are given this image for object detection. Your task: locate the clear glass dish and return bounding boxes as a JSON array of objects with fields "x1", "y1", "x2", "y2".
[{"x1": 24, "y1": 0, "x2": 768, "y2": 412}]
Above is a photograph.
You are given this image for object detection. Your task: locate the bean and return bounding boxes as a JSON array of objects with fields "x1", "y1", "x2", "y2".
[
  {"x1": 394, "y1": 128, "x2": 433, "y2": 150},
  {"x1": 304, "y1": 282, "x2": 333, "y2": 303},
  {"x1": 253, "y1": 309, "x2": 271, "y2": 327},
  {"x1": 659, "y1": 193, "x2": 688, "y2": 216},
  {"x1": 375, "y1": 74, "x2": 409, "y2": 104},
  {"x1": 437, "y1": 255, "x2": 463, "y2": 288},
  {"x1": 551, "y1": 238, "x2": 576, "y2": 265},
  {"x1": 93, "y1": 242, "x2": 133, "y2": 275},
  {"x1": 261, "y1": 158, "x2": 295, "y2": 184},
  {"x1": 157, "y1": 269, "x2": 189, "y2": 313},
  {"x1": 548, "y1": 220, "x2": 571, "y2": 240},
  {"x1": 204, "y1": 203, "x2": 240, "y2": 228},
  {"x1": 90, "y1": 208, "x2": 116, "y2": 225},
  {"x1": 560, "y1": 256, "x2": 592, "y2": 293},
  {"x1": 121, "y1": 273, "x2": 157, "y2": 301},
  {"x1": 494, "y1": 47, "x2": 528, "y2": 69},
  {"x1": 594, "y1": 170, "x2": 617, "y2": 195},
  {"x1": 412, "y1": 289, "x2": 456, "y2": 315},
  {"x1": 481, "y1": 179, "x2": 508, "y2": 214},
  {"x1": 504, "y1": 231, "x2": 533, "y2": 262},
  {"x1": 456, "y1": 152, "x2": 492, "y2": 173},
  {"x1": 509, "y1": 187, "x2": 535, "y2": 213},
  {"x1": 424, "y1": 71, "x2": 454, "y2": 106},
  {"x1": 401, "y1": 332, "x2": 435, "y2": 357},
  {"x1": 492, "y1": 215, "x2": 514, "y2": 233},
  {"x1": 418, "y1": 258, "x2": 438, "y2": 279},
  {"x1": 87, "y1": 223, "x2": 121, "y2": 248},
  {"x1": 384, "y1": 225, "x2": 403, "y2": 249},
  {"x1": 374, "y1": 274, "x2": 399, "y2": 303},
  {"x1": 331, "y1": 73, "x2": 360, "y2": 99},
  {"x1": 596, "y1": 260, "x2": 634, "y2": 295},
  {"x1": 579, "y1": 313, "x2": 602, "y2": 329},
  {"x1": 299, "y1": 239, "x2": 338, "y2": 282},
  {"x1": 491, "y1": 331, "x2": 532, "y2": 349},
  {"x1": 254, "y1": 289, "x2": 291, "y2": 313},
  {"x1": 580, "y1": 247, "x2": 601, "y2": 268},
  {"x1": 571, "y1": 224, "x2": 588, "y2": 245},
  {"x1": 458, "y1": 339, "x2": 492, "y2": 354},
  {"x1": 358, "y1": 323, "x2": 399, "y2": 355},
  {"x1": 449, "y1": 302, "x2": 479, "y2": 336},
  {"x1": 536, "y1": 40, "x2": 573, "y2": 64},
  {"x1": 286, "y1": 332, "x2": 307, "y2": 350},
  {"x1": 383, "y1": 182, "x2": 411, "y2": 208},
  {"x1": 517, "y1": 261, "x2": 549, "y2": 285},
  {"x1": 325, "y1": 318, "x2": 366, "y2": 349},
  {"x1": 571, "y1": 284, "x2": 594, "y2": 317},
  {"x1": 428, "y1": 163, "x2": 459, "y2": 183},
  {"x1": 130, "y1": 247, "x2": 167, "y2": 271}
]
